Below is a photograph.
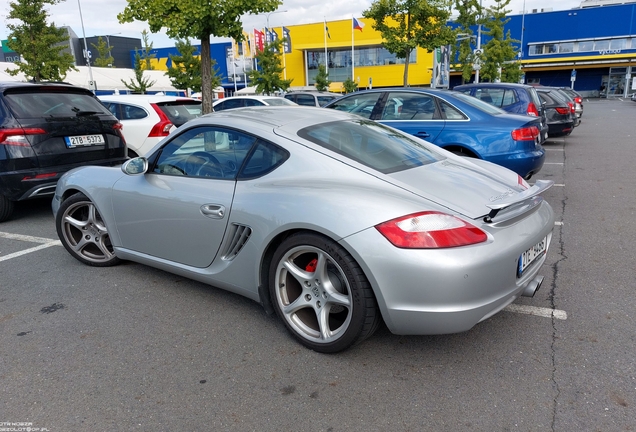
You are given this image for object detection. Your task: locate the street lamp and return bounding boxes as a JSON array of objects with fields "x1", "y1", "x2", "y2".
[
  {"x1": 105, "y1": 33, "x2": 121, "y2": 67},
  {"x1": 266, "y1": 10, "x2": 288, "y2": 30},
  {"x1": 77, "y1": 0, "x2": 95, "y2": 91},
  {"x1": 474, "y1": 0, "x2": 483, "y2": 83}
]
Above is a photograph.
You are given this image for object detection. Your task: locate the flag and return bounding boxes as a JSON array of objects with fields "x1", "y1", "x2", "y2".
[
  {"x1": 254, "y1": 29, "x2": 265, "y2": 52},
  {"x1": 353, "y1": 17, "x2": 365, "y2": 32},
  {"x1": 282, "y1": 27, "x2": 292, "y2": 53},
  {"x1": 270, "y1": 29, "x2": 279, "y2": 53},
  {"x1": 324, "y1": 20, "x2": 331, "y2": 39}
]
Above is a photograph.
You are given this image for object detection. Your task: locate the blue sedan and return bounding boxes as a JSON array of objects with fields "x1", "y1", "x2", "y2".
[{"x1": 324, "y1": 88, "x2": 545, "y2": 179}]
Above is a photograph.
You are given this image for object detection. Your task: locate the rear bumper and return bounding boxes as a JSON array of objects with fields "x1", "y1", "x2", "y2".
[
  {"x1": 488, "y1": 147, "x2": 545, "y2": 179},
  {"x1": 0, "y1": 157, "x2": 127, "y2": 201}
]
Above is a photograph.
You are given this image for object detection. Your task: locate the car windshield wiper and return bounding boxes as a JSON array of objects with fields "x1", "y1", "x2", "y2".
[{"x1": 71, "y1": 107, "x2": 102, "y2": 116}]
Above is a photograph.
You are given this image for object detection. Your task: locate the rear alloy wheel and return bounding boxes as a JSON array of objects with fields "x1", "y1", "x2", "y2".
[
  {"x1": 56, "y1": 193, "x2": 120, "y2": 267},
  {"x1": 0, "y1": 194, "x2": 15, "y2": 223},
  {"x1": 270, "y1": 233, "x2": 379, "y2": 353}
]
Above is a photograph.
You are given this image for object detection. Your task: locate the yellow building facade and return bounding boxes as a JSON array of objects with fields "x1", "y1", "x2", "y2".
[{"x1": 264, "y1": 18, "x2": 435, "y2": 91}]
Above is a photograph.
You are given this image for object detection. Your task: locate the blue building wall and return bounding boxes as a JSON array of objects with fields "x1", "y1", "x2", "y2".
[{"x1": 450, "y1": 3, "x2": 636, "y2": 94}]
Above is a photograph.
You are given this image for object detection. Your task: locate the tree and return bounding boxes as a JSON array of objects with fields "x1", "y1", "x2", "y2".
[
  {"x1": 343, "y1": 77, "x2": 359, "y2": 93},
  {"x1": 364, "y1": 0, "x2": 456, "y2": 86},
  {"x1": 140, "y1": 29, "x2": 156, "y2": 70},
  {"x1": 314, "y1": 64, "x2": 331, "y2": 91},
  {"x1": 121, "y1": 51, "x2": 156, "y2": 94},
  {"x1": 5, "y1": 0, "x2": 76, "y2": 82},
  {"x1": 167, "y1": 39, "x2": 221, "y2": 94},
  {"x1": 452, "y1": 0, "x2": 481, "y2": 83},
  {"x1": 92, "y1": 36, "x2": 115, "y2": 67},
  {"x1": 480, "y1": 0, "x2": 522, "y2": 83},
  {"x1": 118, "y1": 0, "x2": 281, "y2": 114},
  {"x1": 249, "y1": 39, "x2": 292, "y2": 95}
]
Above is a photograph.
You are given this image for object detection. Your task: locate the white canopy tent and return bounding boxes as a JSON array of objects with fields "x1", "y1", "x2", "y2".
[{"x1": 0, "y1": 62, "x2": 182, "y2": 93}]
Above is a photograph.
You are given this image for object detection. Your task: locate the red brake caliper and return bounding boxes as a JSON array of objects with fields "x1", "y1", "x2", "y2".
[{"x1": 305, "y1": 258, "x2": 317, "y2": 272}]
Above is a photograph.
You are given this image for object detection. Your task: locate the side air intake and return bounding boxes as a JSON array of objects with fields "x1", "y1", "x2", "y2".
[{"x1": 221, "y1": 224, "x2": 252, "y2": 260}]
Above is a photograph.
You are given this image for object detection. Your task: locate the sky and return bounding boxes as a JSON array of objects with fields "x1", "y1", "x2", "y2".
[{"x1": 1, "y1": 0, "x2": 583, "y2": 49}]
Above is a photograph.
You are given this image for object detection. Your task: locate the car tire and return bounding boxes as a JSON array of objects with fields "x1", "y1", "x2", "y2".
[
  {"x1": 0, "y1": 194, "x2": 15, "y2": 222},
  {"x1": 269, "y1": 232, "x2": 380, "y2": 353},
  {"x1": 56, "y1": 192, "x2": 121, "y2": 267}
]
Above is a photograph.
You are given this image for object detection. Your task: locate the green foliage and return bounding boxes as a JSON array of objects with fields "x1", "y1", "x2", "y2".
[
  {"x1": 249, "y1": 39, "x2": 292, "y2": 95},
  {"x1": 121, "y1": 52, "x2": 156, "y2": 94},
  {"x1": 140, "y1": 30, "x2": 156, "y2": 70},
  {"x1": 167, "y1": 39, "x2": 221, "y2": 93},
  {"x1": 5, "y1": 0, "x2": 77, "y2": 82},
  {"x1": 118, "y1": 0, "x2": 282, "y2": 113},
  {"x1": 364, "y1": 0, "x2": 456, "y2": 86},
  {"x1": 314, "y1": 65, "x2": 331, "y2": 91},
  {"x1": 343, "y1": 77, "x2": 359, "y2": 93},
  {"x1": 92, "y1": 36, "x2": 115, "y2": 68},
  {"x1": 480, "y1": 0, "x2": 521, "y2": 83},
  {"x1": 452, "y1": 0, "x2": 481, "y2": 83}
]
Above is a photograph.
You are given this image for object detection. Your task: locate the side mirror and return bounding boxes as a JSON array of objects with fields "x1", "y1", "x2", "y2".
[{"x1": 121, "y1": 157, "x2": 148, "y2": 175}]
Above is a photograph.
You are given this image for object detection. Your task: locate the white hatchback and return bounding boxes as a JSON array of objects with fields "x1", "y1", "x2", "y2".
[
  {"x1": 98, "y1": 95, "x2": 202, "y2": 157},
  {"x1": 212, "y1": 95, "x2": 296, "y2": 111}
]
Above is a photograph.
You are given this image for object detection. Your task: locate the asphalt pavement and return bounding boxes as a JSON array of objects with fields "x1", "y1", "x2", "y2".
[{"x1": 1, "y1": 98, "x2": 635, "y2": 431}]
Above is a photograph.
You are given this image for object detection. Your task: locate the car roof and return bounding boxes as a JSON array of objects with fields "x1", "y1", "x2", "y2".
[
  {"x1": 198, "y1": 105, "x2": 360, "y2": 129},
  {"x1": 97, "y1": 94, "x2": 199, "y2": 103},
  {"x1": 0, "y1": 81, "x2": 93, "y2": 94},
  {"x1": 454, "y1": 82, "x2": 534, "y2": 89}
]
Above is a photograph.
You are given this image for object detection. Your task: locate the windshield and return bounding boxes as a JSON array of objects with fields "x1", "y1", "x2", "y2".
[
  {"x1": 450, "y1": 92, "x2": 507, "y2": 115},
  {"x1": 298, "y1": 119, "x2": 445, "y2": 174},
  {"x1": 264, "y1": 98, "x2": 296, "y2": 106},
  {"x1": 156, "y1": 101, "x2": 202, "y2": 126}
]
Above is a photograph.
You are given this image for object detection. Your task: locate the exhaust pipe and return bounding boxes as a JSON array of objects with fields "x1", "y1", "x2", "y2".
[{"x1": 521, "y1": 275, "x2": 544, "y2": 297}]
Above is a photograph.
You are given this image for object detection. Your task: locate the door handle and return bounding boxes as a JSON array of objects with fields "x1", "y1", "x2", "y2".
[
  {"x1": 200, "y1": 204, "x2": 225, "y2": 219},
  {"x1": 415, "y1": 132, "x2": 431, "y2": 138}
]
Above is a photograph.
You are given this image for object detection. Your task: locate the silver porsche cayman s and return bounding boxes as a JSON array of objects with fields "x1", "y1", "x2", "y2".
[{"x1": 52, "y1": 106, "x2": 555, "y2": 353}]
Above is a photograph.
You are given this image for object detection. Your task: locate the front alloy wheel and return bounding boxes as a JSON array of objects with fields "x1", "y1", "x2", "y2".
[
  {"x1": 56, "y1": 193, "x2": 120, "y2": 267},
  {"x1": 270, "y1": 233, "x2": 379, "y2": 353}
]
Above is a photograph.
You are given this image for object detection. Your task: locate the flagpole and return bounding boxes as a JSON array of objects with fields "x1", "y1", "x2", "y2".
[
  {"x1": 324, "y1": 18, "x2": 328, "y2": 74},
  {"x1": 352, "y1": 17, "x2": 355, "y2": 82}
]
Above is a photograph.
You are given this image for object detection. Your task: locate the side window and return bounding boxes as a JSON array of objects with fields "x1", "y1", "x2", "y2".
[
  {"x1": 239, "y1": 139, "x2": 289, "y2": 179},
  {"x1": 122, "y1": 104, "x2": 148, "y2": 120},
  {"x1": 243, "y1": 99, "x2": 263, "y2": 107},
  {"x1": 327, "y1": 93, "x2": 382, "y2": 119},
  {"x1": 283, "y1": 94, "x2": 295, "y2": 103},
  {"x1": 215, "y1": 99, "x2": 244, "y2": 111},
  {"x1": 152, "y1": 126, "x2": 257, "y2": 179},
  {"x1": 439, "y1": 100, "x2": 467, "y2": 120},
  {"x1": 102, "y1": 102, "x2": 121, "y2": 119},
  {"x1": 295, "y1": 95, "x2": 316, "y2": 106},
  {"x1": 477, "y1": 89, "x2": 505, "y2": 107},
  {"x1": 383, "y1": 92, "x2": 437, "y2": 120},
  {"x1": 501, "y1": 90, "x2": 518, "y2": 107}
]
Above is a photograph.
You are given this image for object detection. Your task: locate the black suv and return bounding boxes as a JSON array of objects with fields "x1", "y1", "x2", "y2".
[{"x1": 0, "y1": 82, "x2": 127, "y2": 222}]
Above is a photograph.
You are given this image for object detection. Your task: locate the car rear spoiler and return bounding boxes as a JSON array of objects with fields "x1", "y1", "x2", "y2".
[{"x1": 484, "y1": 180, "x2": 554, "y2": 223}]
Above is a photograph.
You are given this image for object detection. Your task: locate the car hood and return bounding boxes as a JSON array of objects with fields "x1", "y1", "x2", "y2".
[{"x1": 387, "y1": 157, "x2": 523, "y2": 219}]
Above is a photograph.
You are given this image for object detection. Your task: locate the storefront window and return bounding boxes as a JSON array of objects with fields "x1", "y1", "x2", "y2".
[
  {"x1": 559, "y1": 43, "x2": 574, "y2": 53},
  {"x1": 609, "y1": 39, "x2": 626, "y2": 50},
  {"x1": 594, "y1": 40, "x2": 610, "y2": 51},
  {"x1": 578, "y1": 41, "x2": 594, "y2": 52}
]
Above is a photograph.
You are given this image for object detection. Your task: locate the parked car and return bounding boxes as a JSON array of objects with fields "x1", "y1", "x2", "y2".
[
  {"x1": 52, "y1": 106, "x2": 555, "y2": 353},
  {"x1": 555, "y1": 87, "x2": 583, "y2": 118},
  {"x1": 453, "y1": 82, "x2": 549, "y2": 143},
  {"x1": 212, "y1": 95, "x2": 296, "y2": 111},
  {"x1": 98, "y1": 95, "x2": 202, "y2": 157},
  {"x1": 323, "y1": 88, "x2": 545, "y2": 179},
  {"x1": 535, "y1": 88, "x2": 576, "y2": 137},
  {"x1": 0, "y1": 82, "x2": 127, "y2": 222},
  {"x1": 283, "y1": 90, "x2": 341, "y2": 107}
]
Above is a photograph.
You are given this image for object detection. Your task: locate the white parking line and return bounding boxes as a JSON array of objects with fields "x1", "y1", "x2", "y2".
[
  {"x1": 544, "y1": 162, "x2": 564, "y2": 165},
  {"x1": 505, "y1": 304, "x2": 568, "y2": 320},
  {"x1": 0, "y1": 241, "x2": 62, "y2": 263},
  {"x1": 0, "y1": 231, "x2": 61, "y2": 263},
  {"x1": 555, "y1": 221, "x2": 563, "y2": 226},
  {"x1": 545, "y1": 148, "x2": 565, "y2": 151}
]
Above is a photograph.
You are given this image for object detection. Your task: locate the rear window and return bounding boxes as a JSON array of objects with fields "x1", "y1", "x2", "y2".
[
  {"x1": 156, "y1": 101, "x2": 202, "y2": 126},
  {"x1": 450, "y1": 92, "x2": 507, "y2": 115},
  {"x1": 4, "y1": 89, "x2": 112, "y2": 119},
  {"x1": 263, "y1": 98, "x2": 296, "y2": 106},
  {"x1": 298, "y1": 119, "x2": 443, "y2": 174}
]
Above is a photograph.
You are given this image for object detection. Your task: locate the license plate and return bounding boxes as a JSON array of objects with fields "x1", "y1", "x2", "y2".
[
  {"x1": 518, "y1": 236, "x2": 547, "y2": 277},
  {"x1": 65, "y1": 134, "x2": 105, "y2": 148}
]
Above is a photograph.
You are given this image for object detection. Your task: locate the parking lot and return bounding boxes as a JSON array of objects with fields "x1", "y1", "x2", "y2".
[{"x1": 1, "y1": 98, "x2": 635, "y2": 431}]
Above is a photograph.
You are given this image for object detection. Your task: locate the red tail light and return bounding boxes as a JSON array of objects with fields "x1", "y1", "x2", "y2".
[
  {"x1": 567, "y1": 101, "x2": 575, "y2": 114},
  {"x1": 148, "y1": 103, "x2": 173, "y2": 137},
  {"x1": 554, "y1": 106, "x2": 569, "y2": 115},
  {"x1": 0, "y1": 128, "x2": 46, "y2": 147},
  {"x1": 511, "y1": 126, "x2": 539, "y2": 141},
  {"x1": 22, "y1": 172, "x2": 57, "y2": 181},
  {"x1": 375, "y1": 211, "x2": 488, "y2": 249},
  {"x1": 574, "y1": 96, "x2": 582, "y2": 104},
  {"x1": 527, "y1": 102, "x2": 539, "y2": 117},
  {"x1": 518, "y1": 175, "x2": 529, "y2": 189}
]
